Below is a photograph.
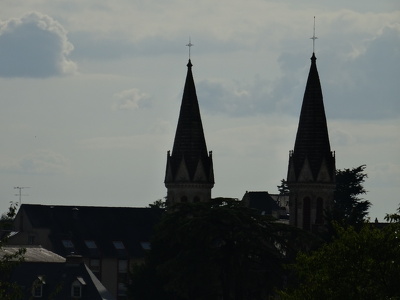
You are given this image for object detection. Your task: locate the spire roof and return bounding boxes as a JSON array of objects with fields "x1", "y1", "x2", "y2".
[
  {"x1": 292, "y1": 53, "x2": 334, "y2": 179},
  {"x1": 169, "y1": 60, "x2": 210, "y2": 179}
]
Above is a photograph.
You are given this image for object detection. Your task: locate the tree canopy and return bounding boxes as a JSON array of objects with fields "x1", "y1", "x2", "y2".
[
  {"x1": 129, "y1": 199, "x2": 310, "y2": 300},
  {"x1": 0, "y1": 204, "x2": 25, "y2": 300},
  {"x1": 279, "y1": 208, "x2": 400, "y2": 300}
]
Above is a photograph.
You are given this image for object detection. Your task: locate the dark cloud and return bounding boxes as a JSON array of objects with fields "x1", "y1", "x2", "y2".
[
  {"x1": 324, "y1": 25, "x2": 400, "y2": 119},
  {"x1": 0, "y1": 12, "x2": 77, "y2": 78},
  {"x1": 198, "y1": 25, "x2": 400, "y2": 120}
]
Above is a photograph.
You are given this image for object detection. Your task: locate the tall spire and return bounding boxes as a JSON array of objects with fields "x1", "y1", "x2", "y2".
[
  {"x1": 287, "y1": 51, "x2": 336, "y2": 232},
  {"x1": 291, "y1": 53, "x2": 334, "y2": 180},
  {"x1": 171, "y1": 60, "x2": 209, "y2": 176},
  {"x1": 165, "y1": 59, "x2": 214, "y2": 205}
]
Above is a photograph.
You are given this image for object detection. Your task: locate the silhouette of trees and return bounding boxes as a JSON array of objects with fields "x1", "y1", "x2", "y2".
[
  {"x1": 279, "y1": 209, "x2": 400, "y2": 299},
  {"x1": 327, "y1": 165, "x2": 371, "y2": 230},
  {"x1": 129, "y1": 199, "x2": 306, "y2": 300},
  {"x1": 0, "y1": 203, "x2": 25, "y2": 300}
]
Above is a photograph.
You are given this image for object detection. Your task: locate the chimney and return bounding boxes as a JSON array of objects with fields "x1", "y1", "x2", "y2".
[{"x1": 66, "y1": 254, "x2": 83, "y2": 266}]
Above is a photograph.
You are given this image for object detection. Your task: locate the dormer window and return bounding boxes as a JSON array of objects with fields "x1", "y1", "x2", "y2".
[
  {"x1": 71, "y1": 277, "x2": 86, "y2": 298},
  {"x1": 62, "y1": 239, "x2": 74, "y2": 249},
  {"x1": 112, "y1": 241, "x2": 125, "y2": 250},
  {"x1": 84, "y1": 240, "x2": 97, "y2": 249},
  {"x1": 140, "y1": 241, "x2": 151, "y2": 250},
  {"x1": 32, "y1": 284, "x2": 43, "y2": 298},
  {"x1": 32, "y1": 276, "x2": 45, "y2": 298}
]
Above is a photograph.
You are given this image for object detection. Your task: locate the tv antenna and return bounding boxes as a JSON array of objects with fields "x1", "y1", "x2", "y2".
[
  {"x1": 310, "y1": 16, "x2": 318, "y2": 53},
  {"x1": 186, "y1": 37, "x2": 194, "y2": 59},
  {"x1": 14, "y1": 187, "x2": 30, "y2": 205}
]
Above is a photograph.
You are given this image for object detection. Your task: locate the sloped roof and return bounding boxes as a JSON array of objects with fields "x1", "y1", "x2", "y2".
[
  {"x1": 242, "y1": 191, "x2": 280, "y2": 215},
  {"x1": 291, "y1": 53, "x2": 335, "y2": 180},
  {"x1": 2, "y1": 245, "x2": 65, "y2": 262},
  {"x1": 10, "y1": 261, "x2": 115, "y2": 300},
  {"x1": 18, "y1": 204, "x2": 163, "y2": 258}
]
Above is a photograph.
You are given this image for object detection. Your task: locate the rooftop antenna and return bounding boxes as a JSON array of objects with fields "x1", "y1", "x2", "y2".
[
  {"x1": 14, "y1": 186, "x2": 30, "y2": 206},
  {"x1": 310, "y1": 16, "x2": 318, "y2": 53},
  {"x1": 186, "y1": 37, "x2": 194, "y2": 59}
]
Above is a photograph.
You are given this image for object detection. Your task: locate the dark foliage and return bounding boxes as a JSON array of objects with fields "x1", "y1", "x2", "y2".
[
  {"x1": 0, "y1": 203, "x2": 25, "y2": 299},
  {"x1": 129, "y1": 199, "x2": 309, "y2": 300},
  {"x1": 279, "y1": 218, "x2": 400, "y2": 300},
  {"x1": 277, "y1": 179, "x2": 289, "y2": 197},
  {"x1": 327, "y1": 165, "x2": 371, "y2": 231}
]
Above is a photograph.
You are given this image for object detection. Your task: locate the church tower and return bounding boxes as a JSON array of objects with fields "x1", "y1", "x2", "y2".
[
  {"x1": 165, "y1": 59, "x2": 214, "y2": 205},
  {"x1": 287, "y1": 52, "x2": 336, "y2": 232}
]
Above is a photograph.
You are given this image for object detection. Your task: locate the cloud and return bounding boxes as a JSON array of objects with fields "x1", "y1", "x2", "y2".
[
  {"x1": 323, "y1": 24, "x2": 400, "y2": 119},
  {"x1": 0, "y1": 150, "x2": 70, "y2": 175},
  {"x1": 0, "y1": 12, "x2": 77, "y2": 78},
  {"x1": 112, "y1": 88, "x2": 150, "y2": 111},
  {"x1": 197, "y1": 76, "x2": 291, "y2": 117}
]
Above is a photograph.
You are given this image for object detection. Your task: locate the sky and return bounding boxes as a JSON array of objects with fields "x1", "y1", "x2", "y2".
[{"x1": 0, "y1": 1, "x2": 399, "y2": 221}]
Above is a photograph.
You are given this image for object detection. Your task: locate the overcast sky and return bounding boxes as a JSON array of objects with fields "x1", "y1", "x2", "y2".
[{"x1": 0, "y1": 1, "x2": 399, "y2": 221}]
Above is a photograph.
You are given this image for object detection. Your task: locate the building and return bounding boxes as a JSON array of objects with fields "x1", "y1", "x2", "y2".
[
  {"x1": 165, "y1": 59, "x2": 215, "y2": 205},
  {"x1": 286, "y1": 52, "x2": 336, "y2": 232},
  {"x1": 7, "y1": 204, "x2": 163, "y2": 299},
  {"x1": 2, "y1": 246, "x2": 115, "y2": 299},
  {"x1": 242, "y1": 191, "x2": 288, "y2": 221}
]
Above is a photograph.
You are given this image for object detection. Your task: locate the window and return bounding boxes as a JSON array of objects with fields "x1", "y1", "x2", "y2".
[
  {"x1": 316, "y1": 197, "x2": 324, "y2": 224},
  {"x1": 89, "y1": 259, "x2": 100, "y2": 270},
  {"x1": 140, "y1": 241, "x2": 151, "y2": 250},
  {"x1": 72, "y1": 285, "x2": 81, "y2": 298},
  {"x1": 117, "y1": 282, "x2": 127, "y2": 296},
  {"x1": 62, "y1": 239, "x2": 74, "y2": 249},
  {"x1": 181, "y1": 196, "x2": 188, "y2": 203},
  {"x1": 118, "y1": 260, "x2": 128, "y2": 273},
  {"x1": 84, "y1": 240, "x2": 97, "y2": 249},
  {"x1": 32, "y1": 276, "x2": 45, "y2": 298},
  {"x1": 193, "y1": 196, "x2": 200, "y2": 202},
  {"x1": 112, "y1": 241, "x2": 125, "y2": 250},
  {"x1": 71, "y1": 278, "x2": 85, "y2": 298},
  {"x1": 32, "y1": 284, "x2": 43, "y2": 298},
  {"x1": 89, "y1": 259, "x2": 101, "y2": 275},
  {"x1": 28, "y1": 235, "x2": 36, "y2": 245},
  {"x1": 302, "y1": 197, "x2": 311, "y2": 231}
]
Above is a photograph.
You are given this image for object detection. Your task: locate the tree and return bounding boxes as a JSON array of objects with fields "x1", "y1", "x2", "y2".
[
  {"x1": 385, "y1": 204, "x2": 400, "y2": 223},
  {"x1": 328, "y1": 165, "x2": 371, "y2": 229},
  {"x1": 0, "y1": 203, "x2": 25, "y2": 299},
  {"x1": 279, "y1": 218, "x2": 400, "y2": 300},
  {"x1": 277, "y1": 179, "x2": 289, "y2": 197},
  {"x1": 148, "y1": 197, "x2": 167, "y2": 209},
  {"x1": 129, "y1": 199, "x2": 307, "y2": 300}
]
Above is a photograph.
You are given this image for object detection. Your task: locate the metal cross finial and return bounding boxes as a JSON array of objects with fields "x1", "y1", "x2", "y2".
[
  {"x1": 310, "y1": 16, "x2": 318, "y2": 53},
  {"x1": 186, "y1": 37, "x2": 193, "y2": 59}
]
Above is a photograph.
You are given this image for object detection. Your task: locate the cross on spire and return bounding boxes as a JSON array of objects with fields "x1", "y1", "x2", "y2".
[
  {"x1": 310, "y1": 16, "x2": 318, "y2": 53},
  {"x1": 186, "y1": 37, "x2": 194, "y2": 59}
]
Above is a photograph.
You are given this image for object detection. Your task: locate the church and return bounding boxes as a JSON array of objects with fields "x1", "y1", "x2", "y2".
[{"x1": 164, "y1": 49, "x2": 335, "y2": 232}]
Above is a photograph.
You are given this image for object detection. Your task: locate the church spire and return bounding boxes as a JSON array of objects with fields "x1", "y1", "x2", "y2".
[
  {"x1": 165, "y1": 59, "x2": 214, "y2": 205},
  {"x1": 291, "y1": 53, "x2": 334, "y2": 180},
  {"x1": 287, "y1": 51, "x2": 336, "y2": 232}
]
